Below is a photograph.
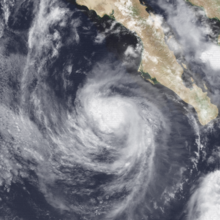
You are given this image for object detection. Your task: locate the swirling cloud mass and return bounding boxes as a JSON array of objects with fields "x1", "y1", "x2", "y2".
[
  {"x1": 0, "y1": 0, "x2": 220, "y2": 220},
  {"x1": 187, "y1": 171, "x2": 220, "y2": 220}
]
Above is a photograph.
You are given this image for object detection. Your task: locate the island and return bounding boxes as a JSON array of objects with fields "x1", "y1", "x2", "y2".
[{"x1": 76, "y1": 0, "x2": 218, "y2": 125}]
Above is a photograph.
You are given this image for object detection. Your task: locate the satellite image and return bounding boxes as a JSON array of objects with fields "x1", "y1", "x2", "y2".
[{"x1": 0, "y1": 0, "x2": 220, "y2": 219}]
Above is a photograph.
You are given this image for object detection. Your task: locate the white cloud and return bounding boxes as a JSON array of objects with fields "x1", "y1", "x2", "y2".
[
  {"x1": 167, "y1": 36, "x2": 181, "y2": 54},
  {"x1": 153, "y1": 14, "x2": 163, "y2": 29},
  {"x1": 200, "y1": 45, "x2": 220, "y2": 70},
  {"x1": 28, "y1": 0, "x2": 81, "y2": 58},
  {"x1": 187, "y1": 171, "x2": 220, "y2": 220},
  {"x1": 124, "y1": 46, "x2": 139, "y2": 57},
  {"x1": 94, "y1": 33, "x2": 106, "y2": 44}
]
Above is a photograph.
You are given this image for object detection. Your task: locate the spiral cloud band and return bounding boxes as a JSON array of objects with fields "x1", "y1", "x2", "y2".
[
  {"x1": 19, "y1": 0, "x2": 198, "y2": 217},
  {"x1": 48, "y1": 65, "x2": 162, "y2": 218},
  {"x1": 32, "y1": 59, "x2": 196, "y2": 220}
]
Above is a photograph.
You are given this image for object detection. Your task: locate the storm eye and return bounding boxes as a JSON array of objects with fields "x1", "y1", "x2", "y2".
[{"x1": 88, "y1": 97, "x2": 127, "y2": 133}]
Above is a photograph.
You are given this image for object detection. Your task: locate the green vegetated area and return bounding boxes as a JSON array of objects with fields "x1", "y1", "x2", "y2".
[
  {"x1": 130, "y1": 5, "x2": 139, "y2": 17},
  {"x1": 140, "y1": 69, "x2": 160, "y2": 84},
  {"x1": 109, "y1": 10, "x2": 115, "y2": 20},
  {"x1": 139, "y1": 64, "x2": 160, "y2": 84}
]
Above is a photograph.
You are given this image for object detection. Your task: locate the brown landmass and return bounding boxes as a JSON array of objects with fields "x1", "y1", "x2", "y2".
[
  {"x1": 76, "y1": 0, "x2": 218, "y2": 125},
  {"x1": 189, "y1": 0, "x2": 220, "y2": 20}
]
